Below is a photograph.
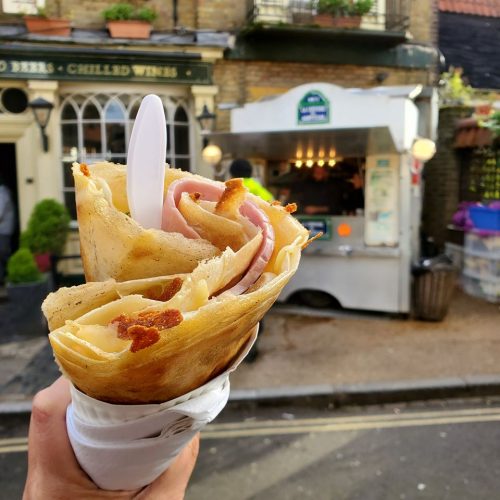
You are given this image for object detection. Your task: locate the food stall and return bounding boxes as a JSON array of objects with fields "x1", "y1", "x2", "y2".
[{"x1": 209, "y1": 83, "x2": 437, "y2": 313}]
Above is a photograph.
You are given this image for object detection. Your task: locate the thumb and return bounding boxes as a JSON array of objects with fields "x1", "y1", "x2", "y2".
[{"x1": 139, "y1": 433, "x2": 200, "y2": 500}]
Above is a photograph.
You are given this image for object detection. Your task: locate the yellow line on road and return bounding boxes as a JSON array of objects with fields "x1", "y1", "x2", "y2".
[
  {"x1": 209, "y1": 406, "x2": 500, "y2": 431},
  {"x1": 202, "y1": 413, "x2": 500, "y2": 439},
  {"x1": 0, "y1": 444, "x2": 27, "y2": 454},
  {"x1": 2, "y1": 408, "x2": 500, "y2": 452}
]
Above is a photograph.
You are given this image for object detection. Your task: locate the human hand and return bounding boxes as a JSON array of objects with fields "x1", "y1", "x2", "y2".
[{"x1": 23, "y1": 377, "x2": 199, "y2": 500}]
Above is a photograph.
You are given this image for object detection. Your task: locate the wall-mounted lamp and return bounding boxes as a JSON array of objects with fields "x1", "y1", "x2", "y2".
[
  {"x1": 196, "y1": 104, "x2": 216, "y2": 148},
  {"x1": 411, "y1": 138, "x2": 436, "y2": 162},
  {"x1": 28, "y1": 97, "x2": 54, "y2": 152},
  {"x1": 202, "y1": 144, "x2": 224, "y2": 181}
]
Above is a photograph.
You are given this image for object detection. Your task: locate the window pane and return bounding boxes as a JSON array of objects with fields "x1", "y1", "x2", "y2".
[
  {"x1": 106, "y1": 123, "x2": 126, "y2": 153},
  {"x1": 62, "y1": 124, "x2": 78, "y2": 156},
  {"x1": 174, "y1": 124, "x2": 189, "y2": 155},
  {"x1": 62, "y1": 162, "x2": 76, "y2": 188},
  {"x1": 166, "y1": 123, "x2": 171, "y2": 153},
  {"x1": 83, "y1": 123, "x2": 102, "y2": 154},
  {"x1": 173, "y1": 157, "x2": 190, "y2": 172},
  {"x1": 64, "y1": 191, "x2": 77, "y2": 220},
  {"x1": 174, "y1": 106, "x2": 188, "y2": 123},
  {"x1": 61, "y1": 103, "x2": 77, "y2": 120},
  {"x1": 130, "y1": 101, "x2": 140, "y2": 119},
  {"x1": 83, "y1": 102, "x2": 100, "y2": 119},
  {"x1": 105, "y1": 100, "x2": 125, "y2": 121}
]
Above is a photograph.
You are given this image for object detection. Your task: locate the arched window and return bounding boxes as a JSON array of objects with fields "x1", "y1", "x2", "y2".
[{"x1": 60, "y1": 94, "x2": 192, "y2": 219}]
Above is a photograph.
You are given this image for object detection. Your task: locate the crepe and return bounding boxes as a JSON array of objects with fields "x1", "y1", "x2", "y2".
[{"x1": 43, "y1": 162, "x2": 309, "y2": 403}]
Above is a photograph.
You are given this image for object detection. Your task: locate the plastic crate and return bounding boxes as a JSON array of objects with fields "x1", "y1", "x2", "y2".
[
  {"x1": 469, "y1": 206, "x2": 500, "y2": 231},
  {"x1": 465, "y1": 232, "x2": 500, "y2": 255},
  {"x1": 462, "y1": 271, "x2": 500, "y2": 303},
  {"x1": 464, "y1": 254, "x2": 500, "y2": 279}
]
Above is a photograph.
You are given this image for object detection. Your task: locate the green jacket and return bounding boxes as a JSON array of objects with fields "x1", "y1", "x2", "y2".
[{"x1": 242, "y1": 178, "x2": 273, "y2": 202}]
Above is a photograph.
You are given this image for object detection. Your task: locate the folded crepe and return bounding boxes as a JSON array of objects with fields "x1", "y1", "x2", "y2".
[{"x1": 43, "y1": 162, "x2": 310, "y2": 404}]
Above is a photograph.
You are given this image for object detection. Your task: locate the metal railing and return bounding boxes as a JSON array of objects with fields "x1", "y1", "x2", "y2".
[{"x1": 246, "y1": 0, "x2": 410, "y2": 32}]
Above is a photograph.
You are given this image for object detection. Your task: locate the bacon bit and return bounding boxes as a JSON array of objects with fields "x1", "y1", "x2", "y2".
[
  {"x1": 128, "y1": 325, "x2": 160, "y2": 353},
  {"x1": 302, "y1": 232, "x2": 323, "y2": 249},
  {"x1": 215, "y1": 178, "x2": 247, "y2": 219},
  {"x1": 80, "y1": 163, "x2": 90, "y2": 177},
  {"x1": 285, "y1": 203, "x2": 297, "y2": 214},
  {"x1": 159, "y1": 278, "x2": 183, "y2": 301},
  {"x1": 189, "y1": 192, "x2": 201, "y2": 202},
  {"x1": 111, "y1": 309, "x2": 183, "y2": 350},
  {"x1": 271, "y1": 200, "x2": 282, "y2": 207}
]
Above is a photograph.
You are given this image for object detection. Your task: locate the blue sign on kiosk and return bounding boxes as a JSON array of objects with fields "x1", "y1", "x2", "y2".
[
  {"x1": 297, "y1": 216, "x2": 331, "y2": 240},
  {"x1": 297, "y1": 90, "x2": 330, "y2": 125}
]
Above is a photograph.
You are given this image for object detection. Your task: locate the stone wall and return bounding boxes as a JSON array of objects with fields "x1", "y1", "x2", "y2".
[
  {"x1": 213, "y1": 59, "x2": 431, "y2": 131},
  {"x1": 421, "y1": 106, "x2": 473, "y2": 248}
]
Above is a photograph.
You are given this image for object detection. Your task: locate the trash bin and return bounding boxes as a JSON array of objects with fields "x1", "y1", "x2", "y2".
[{"x1": 412, "y1": 255, "x2": 458, "y2": 321}]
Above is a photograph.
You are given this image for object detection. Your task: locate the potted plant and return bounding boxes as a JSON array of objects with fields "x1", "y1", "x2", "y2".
[
  {"x1": 21, "y1": 199, "x2": 71, "y2": 273},
  {"x1": 23, "y1": 1, "x2": 71, "y2": 37},
  {"x1": 103, "y1": 3, "x2": 157, "y2": 39},
  {"x1": 5, "y1": 248, "x2": 49, "y2": 336},
  {"x1": 315, "y1": 0, "x2": 373, "y2": 28}
]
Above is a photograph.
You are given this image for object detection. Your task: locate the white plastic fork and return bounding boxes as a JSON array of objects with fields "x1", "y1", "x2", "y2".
[{"x1": 126, "y1": 94, "x2": 167, "y2": 229}]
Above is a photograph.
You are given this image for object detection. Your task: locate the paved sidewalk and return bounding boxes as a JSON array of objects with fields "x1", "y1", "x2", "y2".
[
  {"x1": 0, "y1": 288, "x2": 498, "y2": 408},
  {"x1": 230, "y1": 289, "x2": 500, "y2": 397}
]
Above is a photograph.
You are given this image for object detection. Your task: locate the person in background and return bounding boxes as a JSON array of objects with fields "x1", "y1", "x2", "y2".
[
  {"x1": 229, "y1": 158, "x2": 273, "y2": 202},
  {"x1": 229, "y1": 158, "x2": 272, "y2": 363},
  {"x1": 0, "y1": 174, "x2": 15, "y2": 285},
  {"x1": 345, "y1": 168, "x2": 365, "y2": 215},
  {"x1": 299, "y1": 164, "x2": 346, "y2": 216}
]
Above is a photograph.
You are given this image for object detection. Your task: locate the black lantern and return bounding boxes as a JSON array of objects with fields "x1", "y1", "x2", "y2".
[
  {"x1": 196, "y1": 104, "x2": 216, "y2": 148},
  {"x1": 29, "y1": 97, "x2": 54, "y2": 152}
]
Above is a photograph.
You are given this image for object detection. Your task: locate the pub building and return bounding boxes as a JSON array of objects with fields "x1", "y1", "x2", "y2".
[{"x1": 0, "y1": 33, "x2": 225, "y2": 270}]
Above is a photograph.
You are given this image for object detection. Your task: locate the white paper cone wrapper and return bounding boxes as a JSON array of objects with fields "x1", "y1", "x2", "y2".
[{"x1": 66, "y1": 326, "x2": 258, "y2": 491}]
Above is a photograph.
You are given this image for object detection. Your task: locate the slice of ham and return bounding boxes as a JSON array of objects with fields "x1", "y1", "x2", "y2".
[{"x1": 162, "y1": 178, "x2": 275, "y2": 295}]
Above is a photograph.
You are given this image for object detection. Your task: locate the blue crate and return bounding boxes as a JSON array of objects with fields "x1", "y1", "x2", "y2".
[{"x1": 469, "y1": 206, "x2": 500, "y2": 231}]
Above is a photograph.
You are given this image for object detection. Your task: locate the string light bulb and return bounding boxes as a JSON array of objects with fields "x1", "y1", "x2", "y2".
[
  {"x1": 317, "y1": 159, "x2": 325, "y2": 167},
  {"x1": 295, "y1": 160, "x2": 303, "y2": 168},
  {"x1": 328, "y1": 158, "x2": 336, "y2": 167},
  {"x1": 306, "y1": 159, "x2": 314, "y2": 168}
]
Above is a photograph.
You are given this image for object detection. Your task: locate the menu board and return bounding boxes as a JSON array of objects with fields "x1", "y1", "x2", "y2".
[{"x1": 364, "y1": 155, "x2": 399, "y2": 246}]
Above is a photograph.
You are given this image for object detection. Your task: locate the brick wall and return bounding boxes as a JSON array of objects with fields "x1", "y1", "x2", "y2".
[
  {"x1": 214, "y1": 60, "x2": 431, "y2": 131},
  {"x1": 44, "y1": 0, "x2": 181, "y2": 30},
  {"x1": 2, "y1": 0, "x2": 436, "y2": 36},
  {"x1": 421, "y1": 106, "x2": 473, "y2": 248},
  {"x1": 196, "y1": 0, "x2": 246, "y2": 30},
  {"x1": 408, "y1": 0, "x2": 437, "y2": 44}
]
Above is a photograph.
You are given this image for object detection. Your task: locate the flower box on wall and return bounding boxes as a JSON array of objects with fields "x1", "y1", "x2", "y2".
[
  {"x1": 106, "y1": 20, "x2": 152, "y2": 39},
  {"x1": 313, "y1": 14, "x2": 362, "y2": 28},
  {"x1": 24, "y1": 16, "x2": 71, "y2": 36}
]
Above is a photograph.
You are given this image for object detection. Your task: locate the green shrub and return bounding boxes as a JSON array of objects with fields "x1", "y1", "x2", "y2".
[
  {"x1": 102, "y1": 3, "x2": 157, "y2": 22},
  {"x1": 6, "y1": 248, "x2": 43, "y2": 284},
  {"x1": 317, "y1": 0, "x2": 374, "y2": 16},
  {"x1": 103, "y1": 3, "x2": 135, "y2": 21},
  {"x1": 22, "y1": 199, "x2": 71, "y2": 256},
  {"x1": 136, "y1": 7, "x2": 157, "y2": 23}
]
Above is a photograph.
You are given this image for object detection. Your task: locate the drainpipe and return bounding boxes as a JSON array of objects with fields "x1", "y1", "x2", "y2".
[{"x1": 173, "y1": 0, "x2": 178, "y2": 28}]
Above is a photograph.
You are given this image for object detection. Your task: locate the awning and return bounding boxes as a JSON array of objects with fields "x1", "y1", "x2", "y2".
[
  {"x1": 208, "y1": 126, "x2": 397, "y2": 160},
  {"x1": 454, "y1": 118, "x2": 493, "y2": 149}
]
